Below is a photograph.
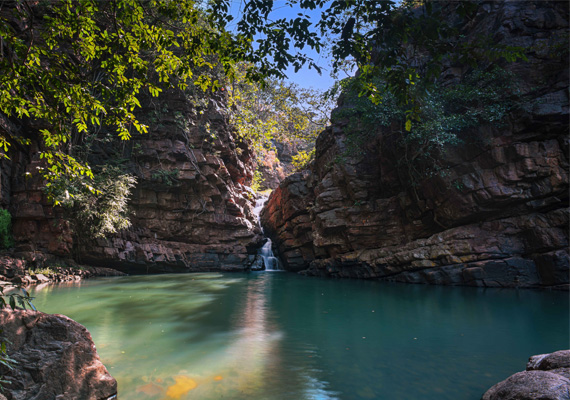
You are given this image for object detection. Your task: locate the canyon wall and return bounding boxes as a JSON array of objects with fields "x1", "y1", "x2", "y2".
[
  {"x1": 261, "y1": 1, "x2": 569, "y2": 288},
  {"x1": 2, "y1": 87, "x2": 263, "y2": 273}
]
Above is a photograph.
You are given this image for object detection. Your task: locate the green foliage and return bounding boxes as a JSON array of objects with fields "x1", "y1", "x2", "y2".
[
  {"x1": 28, "y1": 267, "x2": 56, "y2": 276},
  {"x1": 329, "y1": 76, "x2": 400, "y2": 162},
  {"x1": 227, "y1": 0, "x2": 526, "y2": 120},
  {"x1": 0, "y1": 286, "x2": 36, "y2": 391},
  {"x1": 291, "y1": 149, "x2": 316, "y2": 171},
  {"x1": 58, "y1": 166, "x2": 137, "y2": 242},
  {"x1": 336, "y1": 67, "x2": 523, "y2": 186},
  {"x1": 0, "y1": 0, "x2": 295, "y2": 193},
  {"x1": 251, "y1": 170, "x2": 263, "y2": 193},
  {"x1": 151, "y1": 169, "x2": 179, "y2": 186},
  {"x1": 227, "y1": 62, "x2": 331, "y2": 183},
  {"x1": 228, "y1": 63, "x2": 332, "y2": 155},
  {"x1": 0, "y1": 210, "x2": 14, "y2": 250},
  {"x1": 0, "y1": 329, "x2": 16, "y2": 390},
  {"x1": 0, "y1": 0, "x2": 528, "y2": 199},
  {"x1": 0, "y1": 287, "x2": 36, "y2": 312},
  {"x1": 399, "y1": 67, "x2": 522, "y2": 183}
]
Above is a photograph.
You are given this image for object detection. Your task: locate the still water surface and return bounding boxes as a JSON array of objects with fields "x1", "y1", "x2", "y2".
[{"x1": 31, "y1": 272, "x2": 569, "y2": 400}]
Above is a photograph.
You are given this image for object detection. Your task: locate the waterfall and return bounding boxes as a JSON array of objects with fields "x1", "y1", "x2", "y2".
[
  {"x1": 253, "y1": 197, "x2": 281, "y2": 271},
  {"x1": 259, "y1": 238, "x2": 279, "y2": 271}
]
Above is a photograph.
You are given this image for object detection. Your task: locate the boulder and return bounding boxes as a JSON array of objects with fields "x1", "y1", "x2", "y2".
[
  {"x1": 482, "y1": 350, "x2": 570, "y2": 400},
  {"x1": 527, "y1": 350, "x2": 570, "y2": 371},
  {"x1": 0, "y1": 309, "x2": 117, "y2": 400},
  {"x1": 30, "y1": 273, "x2": 49, "y2": 283}
]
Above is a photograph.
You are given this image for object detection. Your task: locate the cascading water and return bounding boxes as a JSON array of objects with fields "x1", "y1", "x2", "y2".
[
  {"x1": 259, "y1": 239, "x2": 279, "y2": 271},
  {"x1": 253, "y1": 197, "x2": 281, "y2": 271}
]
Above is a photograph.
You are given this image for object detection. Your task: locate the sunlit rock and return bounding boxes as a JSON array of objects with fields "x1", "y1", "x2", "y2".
[{"x1": 0, "y1": 309, "x2": 116, "y2": 400}]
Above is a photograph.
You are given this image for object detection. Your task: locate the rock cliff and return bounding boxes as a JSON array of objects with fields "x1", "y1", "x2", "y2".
[
  {"x1": 257, "y1": 139, "x2": 303, "y2": 191},
  {"x1": 261, "y1": 1, "x2": 569, "y2": 288},
  {"x1": 3, "y1": 86, "x2": 263, "y2": 273}
]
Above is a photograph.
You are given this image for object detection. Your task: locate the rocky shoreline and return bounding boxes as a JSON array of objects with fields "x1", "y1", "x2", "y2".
[{"x1": 0, "y1": 255, "x2": 126, "y2": 287}]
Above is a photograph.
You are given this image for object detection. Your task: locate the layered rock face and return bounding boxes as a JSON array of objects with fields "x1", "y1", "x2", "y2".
[
  {"x1": 79, "y1": 89, "x2": 262, "y2": 272},
  {"x1": 0, "y1": 309, "x2": 117, "y2": 400},
  {"x1": 4, "y1": 88, "x2": 262, "y2": 273},
  {"x1": 262, "y1": 1, "x2": 569, "y2": 288}
]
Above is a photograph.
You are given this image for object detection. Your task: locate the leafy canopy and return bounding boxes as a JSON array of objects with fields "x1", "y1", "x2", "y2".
[
  {"x1": 225, "y1": 0, "x2": 526, "y2": 125},
  {"x1": 0, "y1": 0, "x2": 527, "y2": 189},
  {"x1": 227, "y1": 62, "x2": 332, "y2": 184},
  {"x1": 0, "y1": 0, "x2": 279, "y2": 187},
  {"x1": 228, "y1": 63, "x2": 332, "y2": 154}
]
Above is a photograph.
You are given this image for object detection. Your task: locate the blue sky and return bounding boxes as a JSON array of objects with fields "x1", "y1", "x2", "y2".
[{"x1": 226, "y1": 0, "x2": 337, "y2": 92}]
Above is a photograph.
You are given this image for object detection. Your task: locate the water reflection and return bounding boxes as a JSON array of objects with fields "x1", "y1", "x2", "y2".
[
  {"x1": 228, "y1": 274, "x2": 282, "y2": 392},
  {"x1": 29, "y1": 273, "x2": 568, "y2": 400},
  {"x1": 228, "y1": 273, "x2": 338, "y2": 400}
]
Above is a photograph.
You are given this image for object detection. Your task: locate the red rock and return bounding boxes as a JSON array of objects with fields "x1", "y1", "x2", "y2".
[
  {"x1": 261, "y1": 1, "x2": 569, "y2": 288},
  {"x1": 0, "y1": 309, "x2": 117, "y2": 400},
  {"x1": 3, "y1": 76, "x2": 260, "y2": 274}
]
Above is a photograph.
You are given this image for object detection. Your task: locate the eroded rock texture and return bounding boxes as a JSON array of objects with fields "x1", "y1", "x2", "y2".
[
  {"x1": 261, "y1": 1, "x2": 569, "y2": 288},
  {"x1": 481, "y1": 350, "x2": 570, "y2": 400},
  {"x1": 3, "y1": 87, "x2": 262, "y2": 273},
  {"x1": 0, "y1": 309, "x2": 117, "y2": 400}
]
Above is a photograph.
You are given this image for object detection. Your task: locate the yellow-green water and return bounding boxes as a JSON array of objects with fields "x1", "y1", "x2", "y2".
[{"x1": 30, "y1": 272, "x2": 569, "y2": 400}]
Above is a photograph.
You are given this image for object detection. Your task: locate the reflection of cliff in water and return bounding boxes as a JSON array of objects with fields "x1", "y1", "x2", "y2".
[
  {"x1": 29, "y1": 274, "x2": 338, "y2": 400},
  {"x1": 228, "y1": 273, "x2": 338, "y2": 399}
]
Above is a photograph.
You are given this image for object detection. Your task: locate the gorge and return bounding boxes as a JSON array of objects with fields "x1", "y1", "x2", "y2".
[
  {"x1": 0, "y1": 1, "x2": 566, "y2": 289},
  {"x1": 0, "y1": 1, "x2": 568, "y2": 399}
]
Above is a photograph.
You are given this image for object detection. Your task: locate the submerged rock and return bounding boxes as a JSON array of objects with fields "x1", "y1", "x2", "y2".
[
  {"x1": 481, "y1": 350, "x2": 570, "y2": 400},
  {"x1": 0, "y1": 309, "x2": 117, "y2": 400}
]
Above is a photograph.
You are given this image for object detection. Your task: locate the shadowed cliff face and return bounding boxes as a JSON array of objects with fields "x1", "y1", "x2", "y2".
[
  {"x1": 3, "y1": 87, "x2": 263, "y2": 273},
  {"x1": 261, "y1": 1, "x2": 569, "y2": 288}
]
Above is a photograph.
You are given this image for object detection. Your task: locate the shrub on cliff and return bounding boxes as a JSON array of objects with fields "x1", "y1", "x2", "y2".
[
  {"x1": 52, "y1": 166, "x2": 137, "y2": 244},
  {"x1": 332, "y1": 67, "x2": 524, "y2": 189},
  {"x1": 0, "y1": 210, "x2": 13, "y2": 250}
]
